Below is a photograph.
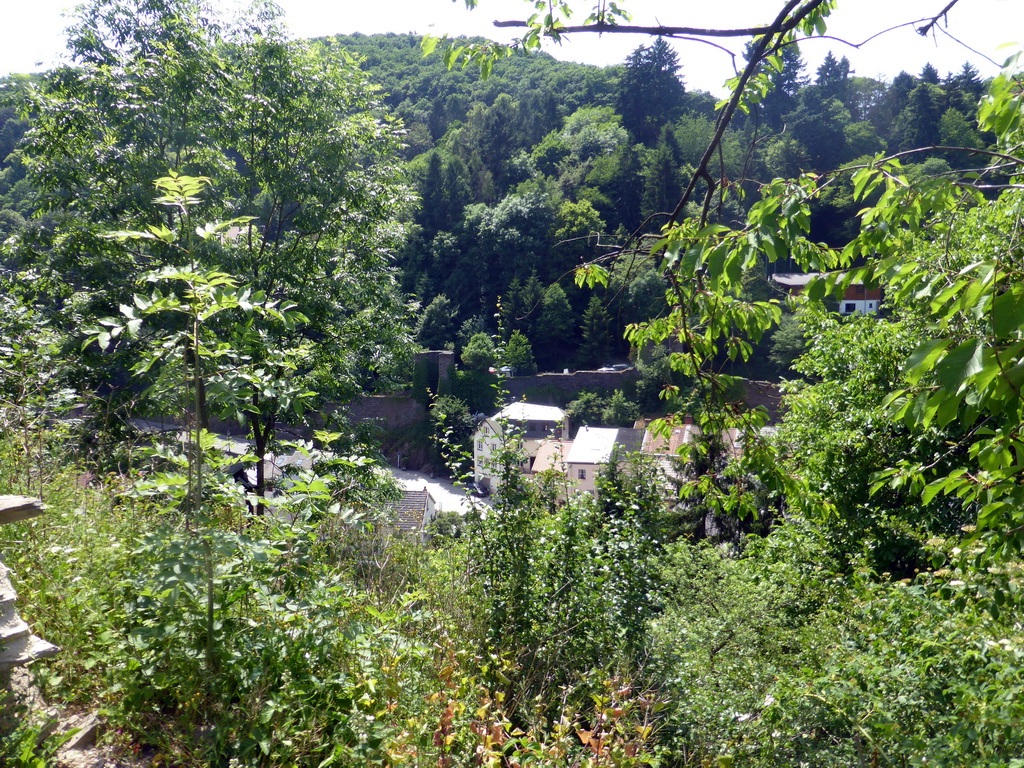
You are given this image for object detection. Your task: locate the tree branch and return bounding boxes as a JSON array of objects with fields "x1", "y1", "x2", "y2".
[
  {"x1": 846, "y1": 145, "x2": 1024, "y2": 168},
  {"x1": 492, "y1": 19, "x2": 773, "y2": 38},
  {"x1": 669, "y1": 0, "x2": 832, "y2": 227},
  {"x1": 916, "y1": 0, "x2": 962, "y2": 36}
]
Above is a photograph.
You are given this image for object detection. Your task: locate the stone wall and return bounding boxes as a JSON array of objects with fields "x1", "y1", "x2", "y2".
[
  {"x1": 504, "y1": 374, "x2": 783, "y2": 421},
  {"x1": 344, "y1": 395, "x2": 427, "y2": 432},
  {"x1": 344, "y1": 395, "x2": 434, "y2": 469},
  {"x1": 341, "y1": 375, "x2": 782, "y2": 441},
  {"x1": 502, "y1": 369, "x2": 640, "y2": 405},
  {"x1": 412, "y1": 350, "x2": 456, "y2": 402},
  {"x1": 342, "y1": 371, "x2": 640, "y2": 429}
]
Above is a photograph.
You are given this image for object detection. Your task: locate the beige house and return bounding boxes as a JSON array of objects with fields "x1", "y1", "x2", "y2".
[
  {"x1": 563, "y1": 426, "x2": 645, "y2": 496},
  {"x1": 639, "y1": 416, "x2": 743, "y2": 460},
  {"x1": 532, "y1": 439, "x2": 572, "y2": 474},
  {"x1": 636, "y1": 415, "x2": 750, "y2": 505},
  {"x1": 544, "y1": 418, "x2": 744, "y2": 502},
  {"x1": 473, "y1": 402, "x2": 568, "y2": 493},
  {"x1": 529, "y1": 438, "x2": 574, "y2": 498},
  {"x1": 477, "y1": 411, "x2": 754, "y2": 503}
]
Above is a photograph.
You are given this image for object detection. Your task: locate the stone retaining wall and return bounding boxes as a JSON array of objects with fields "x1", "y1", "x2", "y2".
[
  {"x1": 503, "y1": 369, "x2": 640, "y2": 405},
  {"x1": 344, "y1": 395, "x2": 427, "y2": 432}
]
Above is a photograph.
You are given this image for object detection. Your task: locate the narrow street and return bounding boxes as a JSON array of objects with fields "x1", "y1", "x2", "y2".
[{"x1": 387, "y1": 466, "x2": 491, "y2": 515}]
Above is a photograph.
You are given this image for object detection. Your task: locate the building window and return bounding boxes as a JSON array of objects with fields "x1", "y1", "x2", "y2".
[
  {"x1": 477, "y1": 441, "x2": 483, "y2": 452},
  {"x1": 844, "y1": 302, "x2": 856, "y2": 314},
  {"x1": 578, "y1": 468, "x2": 587, "y2": 480}
]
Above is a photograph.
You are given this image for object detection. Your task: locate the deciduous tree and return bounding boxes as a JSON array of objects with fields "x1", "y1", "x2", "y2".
[
  {"x1": 20, "y1": 0, "x2": 412, "y2": 499},
  {"x1": 461, "y1": 331, "x2": 497, "y2": 371}
]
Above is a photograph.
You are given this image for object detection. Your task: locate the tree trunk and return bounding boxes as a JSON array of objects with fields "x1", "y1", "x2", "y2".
[{"x1": 249, "y1": 394, "x2": 276, "y2": 517}]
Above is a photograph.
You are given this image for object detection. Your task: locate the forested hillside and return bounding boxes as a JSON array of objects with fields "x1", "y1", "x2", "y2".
[
  {"x1": 0, "y1": 28, "x2": 985, "y2": 379},
  {"x1": 2, "y1": 1, "x2": 1024, "y2": 767},
  {"x1": 330, "y1": 31, "x2": 987, "y2": 377}
]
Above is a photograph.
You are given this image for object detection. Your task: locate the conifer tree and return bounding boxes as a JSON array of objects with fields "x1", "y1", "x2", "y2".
[
  {"x1": 503, "y1": 330, "x2": 537, "y2": 375},
  {"x1": 579, "y1": 295, "x2": 614, "y2": 368},
  {"x1": 535, "y1": 283, "x2": 576, "y2": 369},
  {"x1": 617, "y1": 38, "x2": 685, "y2": 144},
  {"x1": 417, "y1": 295, "x2": 457, "y2": 350},
  {"x1": 816, "y1": 51, "x2": 851, "y2": 103}
]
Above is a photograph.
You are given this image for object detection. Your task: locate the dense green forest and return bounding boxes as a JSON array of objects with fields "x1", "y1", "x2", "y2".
[
  {"x1": 2, "y1": 0, "x2": 1024, "y2": 766},
  {"x1": 330, "y1": 30, "x2": 988, "y2": 377}
]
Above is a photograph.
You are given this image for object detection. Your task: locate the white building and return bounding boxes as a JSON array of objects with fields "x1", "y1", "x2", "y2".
[
  {"x1": 473, "y1": 402, "x2": 568, "y2": 493},
  {"x1": 564, "y1": 426, "x2": 645, "y2": 496},
  {"x1": 771, "y1": 272, "x2": 881, "y2": 315}
]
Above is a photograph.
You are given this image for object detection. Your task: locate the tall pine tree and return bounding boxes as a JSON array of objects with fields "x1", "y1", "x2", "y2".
[{"x1": 617, "y1": 38, "x2": 685, "y2": 145}]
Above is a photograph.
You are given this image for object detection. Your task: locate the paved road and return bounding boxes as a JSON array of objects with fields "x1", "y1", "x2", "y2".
[{"x1": 388, "y1": 466, "x2": 491, "y2": 515}]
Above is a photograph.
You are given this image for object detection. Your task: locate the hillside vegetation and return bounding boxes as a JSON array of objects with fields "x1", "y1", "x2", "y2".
[{"x1": 2, "y1": 1, "x2": 1024, "y2": 767}]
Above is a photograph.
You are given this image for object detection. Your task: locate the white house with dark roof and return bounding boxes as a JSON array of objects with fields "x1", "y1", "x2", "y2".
[
  {"x1": 473, "y1": 402, "x2": 568, "y2": 493},
  {"x1": 771, "y1": 272, "x2": 881, "y2": 315},
  {"x1": 564, "y1": 426, "x2": 645, "y2": 496}
]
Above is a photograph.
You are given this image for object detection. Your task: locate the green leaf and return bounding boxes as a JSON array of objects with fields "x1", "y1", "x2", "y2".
[
  {"x1": 935, "y1": 339, "x2": 985, "y2": 392},
  {"x1": 147, "y1": 224, "x2": 176, "y2": 243},
  {"x1": 921, "y1": 477, "x2": 949, "y2": 505},
  {"x1": 904, "y1": 339, "x2": 953, "y2": 385},
  {"x1": 991, "y1": 287, "x2": 1024, "y2": 337},
  {"x1": 903, "y1": 390, "x2": 931, "y2": 429},
  {"x1": 575, "y1": 263, "x2": 609, "y2": 289},
  {"x1": 420, "y1": 35, "x2": 439, "y2": 56},
  {"x1": 805, "y1": 274, "x2": 826, "y2": 303},
  {"x1": 935, "y1": 390, "x2": 963, "y2": 427}
]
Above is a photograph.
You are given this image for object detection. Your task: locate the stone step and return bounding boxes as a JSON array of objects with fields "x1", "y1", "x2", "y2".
[
  {"x1": 61, "y1": 713, "x2": 102, "y2": 751},
  {"x1": 0, "y1": 567, "x2": 15, "y2": 598},
  {"x1": 0, "y1": 495, "x2": 45, "y2": 525},
  {"x1": 0, "y1": 633, "x2": 60, "y2": 670},
  {"x1": 0, "y1": 495, "x2": 56, "y2": 673},
  {"x1": 0, "y1": 607, "x2": 20, "y2": 631},
  {"x1": 0, "y1": 616, "x2": 30, "y2": 643}
]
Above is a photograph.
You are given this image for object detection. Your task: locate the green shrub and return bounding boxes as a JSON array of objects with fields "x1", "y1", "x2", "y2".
[
  {"x1": 651, "y1": 525, "x2": 840, "y2": 764},
  {"x1": 451, "y1": 368, "x2": 499, "y2": 414},
  {"x1": 468, "y1": 447, "x2": 667, "y2": 715}
]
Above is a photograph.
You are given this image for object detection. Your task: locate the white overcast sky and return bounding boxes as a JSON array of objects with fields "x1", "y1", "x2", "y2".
[{"x1": 2, "y1": 0, "x2": 1020, "y2": 94}]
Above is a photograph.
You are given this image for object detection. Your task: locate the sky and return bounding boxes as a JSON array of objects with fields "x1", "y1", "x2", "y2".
[{"x1": 2, "y1": 0, "x2": 1020, "y2": 94}]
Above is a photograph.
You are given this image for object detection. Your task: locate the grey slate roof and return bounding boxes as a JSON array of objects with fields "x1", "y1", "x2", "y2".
[{"x1": 393, "y1": 490, "x2": 428, "y2": 533}]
